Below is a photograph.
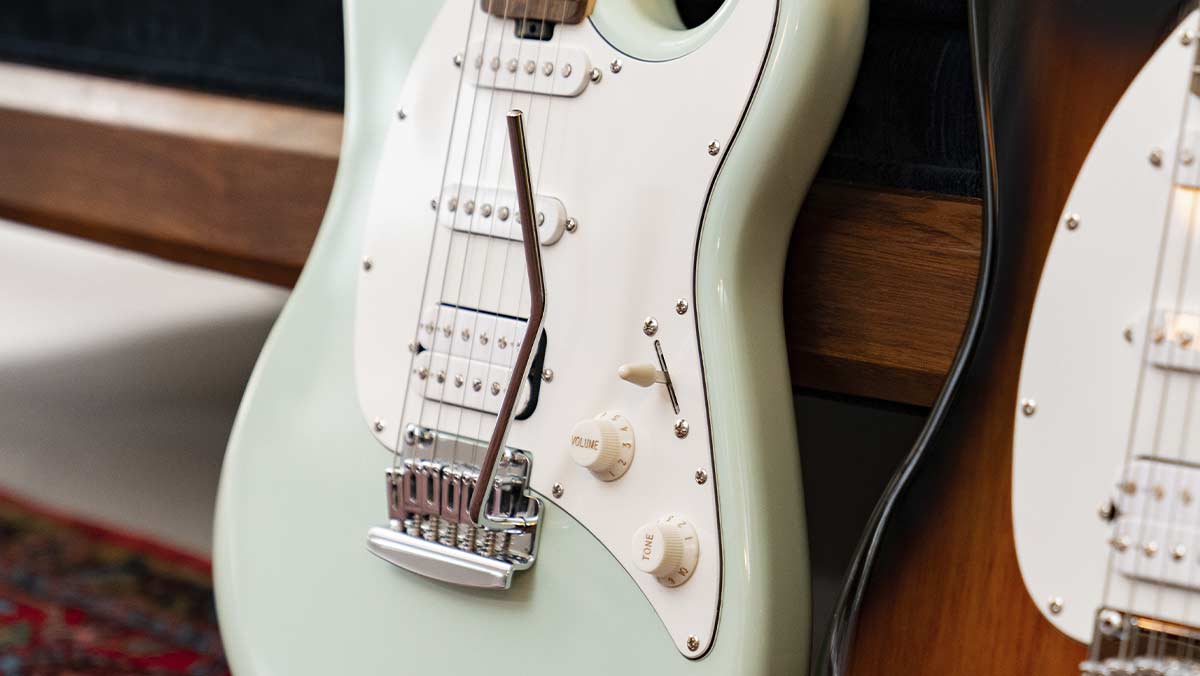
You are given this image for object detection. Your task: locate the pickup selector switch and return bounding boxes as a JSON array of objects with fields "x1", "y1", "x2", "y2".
[
  {"x1": 567, "y1": 412, "x2": 634, "y2": 480},
  {"x1": 632, "y1": 514, "x2": 699, "y2": 587}
]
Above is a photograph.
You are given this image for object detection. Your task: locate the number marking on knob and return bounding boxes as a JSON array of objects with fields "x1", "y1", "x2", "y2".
[{"x1": 567, "y1": 412, "x2": 635, "y2": 481}]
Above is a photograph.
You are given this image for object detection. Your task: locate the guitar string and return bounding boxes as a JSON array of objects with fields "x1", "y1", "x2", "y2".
[
  {"x1": 444, "y1": 0, "x2": 549, "y2": 521},
  {"x1": 389, "y1": 1, "x2": 485, "y2": 481},
  {"x1": 399, "y1": 0, "x2": 506, "y2": 499},
  {"x1": 1149, "y1": 189, "x2": 1200, "y2": 666},
  {"x1": 429, "y1": 0, "x2": 531, "y2": 486},
  {"x1": 461, "y1": 0, "x2": 565, "y2": 525},
  {"x1": 1106, "y1": 29, "x2": 1198, "y2": 664}
]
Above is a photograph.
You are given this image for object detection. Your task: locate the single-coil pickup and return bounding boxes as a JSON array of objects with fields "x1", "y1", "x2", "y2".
[
  {"x1": 1149, "y1": 309, "x2": 1200, "y2": 373},
  {"x1": 417, "y1": 304, "x2": 526, "y2": 368},
  {"x1": 467, "y1": 41, "x2": 590, "y2": 98},
  {"x1": 1108, "y1": 456, "x2": 1200, "y2": 589},
  {"x1": 440, "y1": 184, "x2": 567, "y2": 245}
]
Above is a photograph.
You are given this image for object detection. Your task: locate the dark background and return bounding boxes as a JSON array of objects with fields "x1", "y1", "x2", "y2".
[{"x1": 0, "y1": 0, "x2": 980, "y2": 197}]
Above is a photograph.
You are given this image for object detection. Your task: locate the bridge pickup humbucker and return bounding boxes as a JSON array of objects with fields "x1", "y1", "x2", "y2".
[
  {"x1": 1109, "y1": 456, "x2": 1200, "y2": 589},
  {"x1": 417, "y1": 304, "x2": 527, "y2": 367},
  {"x1": 467, "y1": 41, "x2": 590, "y2": 98},
  {"x1": 440, "y1": 184, "x2": 567, "y2": 245},
  {"x1": 410, "y1": 350, "x2": 526, "y2": 414},
  {"x1": 1149, "y1": 309, "x2": 1200, "y2": 373}
]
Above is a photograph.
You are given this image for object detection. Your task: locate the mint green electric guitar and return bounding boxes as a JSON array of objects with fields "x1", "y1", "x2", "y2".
[{"x1": 213, "y1": 0, "x2": 865, "y2": 672}]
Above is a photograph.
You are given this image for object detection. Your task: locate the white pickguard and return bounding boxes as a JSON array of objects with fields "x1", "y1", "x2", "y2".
[
  {"x1": 353, "y1": 0, "x2": 773, "y2": 656},
  {"x1": 1014, "y1": 11, "x2": 1200, "y2": 642}
]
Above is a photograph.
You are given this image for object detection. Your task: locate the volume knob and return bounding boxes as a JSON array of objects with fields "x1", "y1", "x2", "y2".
[
  {"x1": 567, "y1": 412, "x2": 634, "y2": 480},
  {"x1": 632, "y1": 514, "x2": 699, "y2": 586}
]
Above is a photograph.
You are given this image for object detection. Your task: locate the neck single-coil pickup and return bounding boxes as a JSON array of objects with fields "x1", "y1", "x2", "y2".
[
  {"x1": 467, "y1": 42, "x2": 590, "y2": 98},
  {"x1": 440, "y1": 184, "x2": 567, "y2": 245}
]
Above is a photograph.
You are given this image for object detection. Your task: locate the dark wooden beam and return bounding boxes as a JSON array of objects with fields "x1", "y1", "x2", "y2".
[{"x1": 0, "y1": 64, "x2": 982, "y2": 407}]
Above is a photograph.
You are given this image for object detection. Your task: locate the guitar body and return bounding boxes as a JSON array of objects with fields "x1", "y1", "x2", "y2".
[
  {"x1": 213, "y1": 1, "x2": 864, "y2": 674},
  {"x1": 848, "y1": 1, "x2": 1197, "y2": 674}
]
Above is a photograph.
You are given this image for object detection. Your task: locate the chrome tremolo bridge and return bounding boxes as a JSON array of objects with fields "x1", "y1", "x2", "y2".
[
  {"x1": 1081, "y1": 608, "x2": 1200, "y2": 676},
  {"x1": 368, "y1": 111, "x2": 546, "y2": 591},
  {"x1": 366, "y1": 426, "x2": 541, "y2": 590}
]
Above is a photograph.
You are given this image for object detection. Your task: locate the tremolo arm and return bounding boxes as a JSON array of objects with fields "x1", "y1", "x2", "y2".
[
  {"x1": 469, "y1": 109, "x2": 546, "y2": 530},
  {"x1": 367, "y1": 110, "x2": 547, "y2": 590}
]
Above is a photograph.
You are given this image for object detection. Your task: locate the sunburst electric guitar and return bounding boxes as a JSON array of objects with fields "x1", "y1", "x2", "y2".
[
  {"x1": 833, "y1": 1, "x2": 1200, "y2": 675},
  {"x1": 212, "y1": 0, "x2": 864, "y2": 673}
]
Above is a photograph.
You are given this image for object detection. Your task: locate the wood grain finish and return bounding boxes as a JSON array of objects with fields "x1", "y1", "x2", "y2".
[
  {"x1": 785, "y1": 183, "x2": 980, "y2": 406},
  {"x1": 0, "y1": 63, "x2": 980, "y2": 405},
  {"x1": 846, "y1": 1, "x2": 1191, "y2": 673}
]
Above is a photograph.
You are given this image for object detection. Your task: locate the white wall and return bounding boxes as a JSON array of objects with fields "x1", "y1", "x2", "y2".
[{"x1": 0, "y1": 220, "x2": 286, "y2": 557}]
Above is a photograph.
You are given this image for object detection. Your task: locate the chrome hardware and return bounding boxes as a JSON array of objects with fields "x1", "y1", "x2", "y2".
[
  {"x1": 1082, "y1": 609, "x2": 1200, "y2": 676},
  {"x1": 466, "y1": 110, "x2": 547, "y2": 529},
  {"x1": 371, "y1": 430, "x2": 541, "y2": 589},
  {"x1": 674, "y1": 419, "x2": 690, "y2": 439},
  {"x1": 589, "y1": 67, "x2": 602, "y2": 83},
  {"x1": 551, "y1": 482, "x2": 564, "y2": 498},
  {"x1": 695, "y1": 469, "x2": 708, "y2": 485},
  {"x1": 1021, "y1": 399, "x2": 1037, "y2": 416},
  {"x1": 686, "y1": 636, "x2": 700, "y2": 652},
  {"x1": 1151, "y1": 148, "x2": 1165, "y2": 167},
  {"x1": 453, "y1": 52, "x2": 463, "y2": 67},
  {"x1": 643, "y1": 317, "x2": 659, "y2": 336},
  {"x1": 707, "y1": 140, "x2": 721, "y2": 156},
  {"x1": 1065, "y1": 213, "x2": 1081, "y2": 230},
  {"x1": 396, "y1": 108, "x2": 407, "y2": 121},
  {"x1": 610, "y1": 58, "x2": 623, "y2": 73},
  {"x1": 676, "y1": 298, "x2": 689, "y2": 315},
  {"x1": 362, "y1": 256, "x2": 374, "y2": 271},
  {"x1": 1048, "y1": 597, "x2": 1064, "y2": 614}
]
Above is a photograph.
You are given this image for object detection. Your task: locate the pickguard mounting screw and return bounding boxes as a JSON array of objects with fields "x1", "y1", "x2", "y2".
[
  {"x1": 362, "y1": 257, "x2": 373, "y2": 271},
  {"x1": 565, "y1": 217, "x2": 578, "y2": 233},
  {"x1": 542, "y1": 368, "x2": 554, "y2": 382},
  {"x1": 1185, "y1": 30, "x2": 1196, "y2": 46},
  {"x1": 373, "y1": 418, "x2": 386, "y2": 432},
  {"x1": 1150, "y1": 148, "x2": 1165, "y2": 167},
  {"x1": 1123, "y1": 326, "x2": 1134, "y2": 343},
  {"x1": 707, "y1": 140, "x2": 721, "y2": 156},
  {"x1": 610, "y1": 58, "x2": 623, "y2": 73},
  {"x1": 1048, "y1": 597, "x2": 1064, "y2": 615},
  {"x1": 694, "y1": 469, "x2": 708, "y2": 485},
  {"x1": 686, "y1": 635, "x2": 700, "y2": 652},
  {"x1": 643, "y1": 317, "x2": 659, "y2": 336},
  {"x1": 453, "y1": 52, "x2": 464, "y2": 67},
  {"x1": 675, "y1": 419, "x2": 690, "y2": 438},
  {"x1": 430, "y1": 198, "x2": 438, "y2": 211},
  {"x1": 589, "y1": 67, "x2": 603, "y2": 83},
  {"x1": 1021, "y1": 399, "x2": 1036, "y2": 416},
  {"x1": 1098, "y1": 500, "x2": 1117, "y2": 522},
  {"x1": 1064, "y1": 213, "x2": 1080, "y2": 230},
  {"x1": 1183, "y1": 149, "x2": 1196, "y2": 166},
  {"x1": 552, "y1": 483, "x2": 564, "y2": 498},
  {"x1": 396, "y1": 108, "x2": 407, "y2": 121},
  {"x1": 676, "y1": 298, "x2": 689, "y2": 315}
]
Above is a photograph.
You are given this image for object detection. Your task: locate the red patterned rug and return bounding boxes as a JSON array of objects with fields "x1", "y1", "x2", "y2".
[{"x1": 0, "y1": 491, "x2": 228, "y2": 675}]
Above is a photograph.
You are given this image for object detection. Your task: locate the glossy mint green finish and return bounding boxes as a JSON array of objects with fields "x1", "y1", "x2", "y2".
[
  {"x1": 591, "y1": 0, "x2": 737, "y2": 61},
  {"x1": 214, "y1": 0, "x2": 866, "y2": 673}
]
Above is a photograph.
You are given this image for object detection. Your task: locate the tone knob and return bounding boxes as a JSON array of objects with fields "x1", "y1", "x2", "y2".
[
  {"x1": 567, "y1": 412, "x2": 634, "y2": 480},
  {"x1": 631, "y1": 514, "x2": 700, "y2": 587}
]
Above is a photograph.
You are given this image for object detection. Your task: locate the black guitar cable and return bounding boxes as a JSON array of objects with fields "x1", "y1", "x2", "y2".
[{"x1": 817, "y1": 1, "x2": 998, "y2": 673}]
